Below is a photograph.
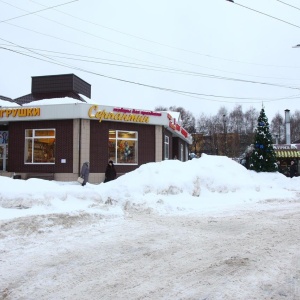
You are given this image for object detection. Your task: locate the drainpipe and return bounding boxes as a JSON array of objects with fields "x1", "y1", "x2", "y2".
[{"x1": 285, "y1": 109, "x2": 291, "y2": 144}]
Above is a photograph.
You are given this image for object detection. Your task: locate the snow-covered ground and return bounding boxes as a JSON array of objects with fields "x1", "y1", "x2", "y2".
[{"x1": 1, "y1": 155, "x2": 300, "y2": 299}]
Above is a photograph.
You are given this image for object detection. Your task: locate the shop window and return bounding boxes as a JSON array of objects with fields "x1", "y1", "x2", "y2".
[
  {"x1": 108, "y1": 130, "x2": 138, "y2": 164},
  {"x1": 164, "y1": 135, "x2": 169, "y2": 160},
  {"x1": 25, "y1": 129, "x2": 55, "y2": 164}
]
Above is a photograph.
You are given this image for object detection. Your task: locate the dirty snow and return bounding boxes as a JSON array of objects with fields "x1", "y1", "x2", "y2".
[{"x1": 1, "y1": 154, "x2": 300, "y2": 299}]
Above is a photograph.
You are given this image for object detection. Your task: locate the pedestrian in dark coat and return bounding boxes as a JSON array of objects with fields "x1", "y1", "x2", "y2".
[
  {"x1": 80, "y1": 161, "x2": 90, "y2": 186},
  {"x1": 104, "y1": 160, "x2": 117, "y2": 183},
  {"x1": 289, "y1": 160, "x2": 297, "y2": 178}
]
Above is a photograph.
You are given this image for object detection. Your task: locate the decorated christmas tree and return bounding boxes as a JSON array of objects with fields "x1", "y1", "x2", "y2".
[{"x1": 249, "y1": 107, "x2": 278, "y2": 172}]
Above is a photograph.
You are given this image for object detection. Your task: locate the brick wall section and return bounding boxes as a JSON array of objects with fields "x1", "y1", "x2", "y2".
[
  {"x1": 8, "y1": 120, "x2": 73, "y2": 173},
  {"x1": 90, "y1": 120, "x2": 155, "y2": 175}
]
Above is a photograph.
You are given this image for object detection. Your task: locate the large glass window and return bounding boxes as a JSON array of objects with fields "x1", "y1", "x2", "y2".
[
  {"x1": 164, "y1": 135, "x2": 169, "y2": 160},
  {"x1": 25, "y1": 129, "x2": 55, "y2": 164},
  {"x1": 108, "y1": 130, "x2": 138, "y2": 164}
]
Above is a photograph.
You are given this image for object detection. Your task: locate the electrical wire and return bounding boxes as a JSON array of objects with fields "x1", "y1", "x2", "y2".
[
  {"x1": 275, "y1": 0, "x2": 300, "y2": 12},
  {"x1": 9, "y1": 0, "x2": 300, "y2": 69},
  {"x1": 0, "y1": 0, "x2": 78, "y2": 23},
  {"x1": 2, "y1": 43, "x2": 300, "y2": 80},
  {"x1": 2, "y1": 43, "x2": 299, "y2": 93},
  {"x1": 228, "y1": 1, "x2": 300, "y2": 29},
  {"x1": 3, "y1": 11, "x2": 300, "y2": 90},
  {"x1": 1, "y1": 8, "x2": 285, "y2": 79},
  {"x1": 2, "y1": 0, "x2": 300, "y2": 87},
  {"x1": 1, "y1": 41, "x2": 300, "y2": 105}
]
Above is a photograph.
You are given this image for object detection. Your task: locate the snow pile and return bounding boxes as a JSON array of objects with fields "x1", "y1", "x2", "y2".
[{"x1": 0, "y1": 154, "x2": 299, "y2": 220}]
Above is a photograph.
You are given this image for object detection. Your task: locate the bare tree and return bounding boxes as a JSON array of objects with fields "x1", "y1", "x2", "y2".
[
  {"x1": 156, "y1": 104, "x2": 296, "y2": 158},
  {"x1": 243, "y1": 106, "x2": 258, "y2": 148},
  {"x1": 291, "y1": 110, "x2": 300, "y2": 143},
  {"x1": 154, "y1": 106, "x2": 168, "y2": 112},
  {"x1": 270, "y1": 112, "x2": 284, "y2": 143},
  {"x1": 229, "y1": 105, "x2": 244, "y2": 134},
  {"x1": 244, "y1": 106, "x2": 258, "y2": 134},
  {"x1": 196, "y1": 113, "x2": 208, "y2": 134}
]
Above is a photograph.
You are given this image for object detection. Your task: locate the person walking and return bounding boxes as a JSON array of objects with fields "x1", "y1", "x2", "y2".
[
  {"x1": 104, "y1": 160, "x2": 117, "y2": 183},
  {"x1": 289, "y1": 160, "x2": 297, "y2": 178},
  {"x1": 80, "y1": 161, "x2": 90, "y2": 186}
]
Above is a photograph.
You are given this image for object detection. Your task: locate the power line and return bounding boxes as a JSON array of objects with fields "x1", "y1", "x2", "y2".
[
  {"x1": 2, "y1": 3, "x2": 283, "y2": 78},
  {"x1": 3, "y1": 0, "x2": 300, "y2": 82},
  {"x1": 3, "y1": 43, "x2": 300, "y2": 78},
  {"x1": 275, "y1": 0, "x2": 300, "y2": 12},
  {"x1": 3, "y1": 18, "x2": 300, "y2": 89},
  {"x1": 24, "y1": 0, "x2": 300, "y2": 68},
  {"x1": 1, "y1": 40, "x2": 300, "y2": 105},
  {"x1": 227, "y1": 0, "x2": 300, "y2": 29},
  {"x1": 0, "y1": 0, "x2": 78, "y2": 23},
  {"x1": 2, "y1": 43, "x2": 299, "y2": 92}
]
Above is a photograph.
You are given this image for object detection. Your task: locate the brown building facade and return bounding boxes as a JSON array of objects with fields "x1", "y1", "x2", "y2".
[{"x1": 0, "y1": 74, "x2": 192, "y2": 183}]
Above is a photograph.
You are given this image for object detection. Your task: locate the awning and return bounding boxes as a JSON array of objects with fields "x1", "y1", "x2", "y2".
[{"x1": 275, "y1": 150, "x2": 300, "y2": 158}]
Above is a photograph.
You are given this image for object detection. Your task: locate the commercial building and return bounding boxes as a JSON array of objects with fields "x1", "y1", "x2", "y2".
[{"x1": 0, "y1": 74, "x2": 192, "y2": 183}]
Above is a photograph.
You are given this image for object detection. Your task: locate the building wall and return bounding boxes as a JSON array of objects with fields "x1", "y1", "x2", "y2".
[
  {"x1": 73, "y1": 119, "x2": 80, "y2": 175},
  {"x1": 6, "y1": 119, "x2": 188, "y2": 183},
  {"x1": 8, "y1": 120, "x2": 74, "y2": 174},
  {"x1": 90, "y1": 120, "x2": 155, "y2": 179}
]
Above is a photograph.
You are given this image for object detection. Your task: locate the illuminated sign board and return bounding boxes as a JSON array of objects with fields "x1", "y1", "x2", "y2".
[
  {"x1": 167, "y1": 113, "x2": 188, "y2": 138},
  {"x1": 88, "y1": 105, "x2": 162, "y2": 123},
  {"x1": 0, "y1": 108, "x2": 40, "y2": 118}
]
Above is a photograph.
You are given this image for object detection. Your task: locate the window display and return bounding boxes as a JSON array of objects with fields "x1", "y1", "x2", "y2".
[
  {"x1": 25, "y1": 129, "x2": 55, "y2": 164},
  {"x1": 108, "y1": 130, "x2": 138, "y2": 164}
]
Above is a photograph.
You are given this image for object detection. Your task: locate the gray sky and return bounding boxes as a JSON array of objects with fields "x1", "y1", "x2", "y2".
[{"x1": 1, "y1": 0, "x2": 300, "y2": 120}]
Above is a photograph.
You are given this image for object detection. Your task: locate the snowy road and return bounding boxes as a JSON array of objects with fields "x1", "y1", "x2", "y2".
[{"x1": 1, "y1": 199, "x2": 300, "y2": 300}]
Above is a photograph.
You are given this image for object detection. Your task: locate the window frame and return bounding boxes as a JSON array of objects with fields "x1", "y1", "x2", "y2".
[
  {"x1": 108, "y1": 130, "x2": 138, "y2": 165},
  {"x1": 24, "y1": 128, "x2": 56, "y2": 164}
]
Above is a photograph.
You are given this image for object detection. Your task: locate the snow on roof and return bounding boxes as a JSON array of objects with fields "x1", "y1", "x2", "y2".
[
  {"x1": 22, "y1": 97, "x2": 84, "y2": 106},
  {"x1": 0, "y1": 100, "x2": 20, "y2": 107}
]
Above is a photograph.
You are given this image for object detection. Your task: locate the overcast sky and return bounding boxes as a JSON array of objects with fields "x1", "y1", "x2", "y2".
[{"x1": 1, "y1": 0, "x2": 300, "y2": 120}]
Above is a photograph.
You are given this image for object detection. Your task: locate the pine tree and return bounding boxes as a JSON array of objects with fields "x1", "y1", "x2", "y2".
[{"x1": 249, "y1": 107, "x2": 278, "y2": 172}]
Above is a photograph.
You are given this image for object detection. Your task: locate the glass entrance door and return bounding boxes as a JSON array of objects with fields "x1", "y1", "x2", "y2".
[{"x1": 0, "y1": 144, "x2": 8, "y2": 171}]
